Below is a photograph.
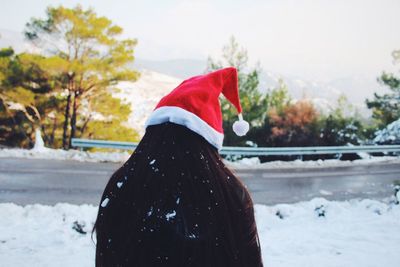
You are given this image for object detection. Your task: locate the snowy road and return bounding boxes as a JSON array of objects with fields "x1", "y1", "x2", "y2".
[{"x1": 0, "y1": 157, "x2": 399, "y2": 205}]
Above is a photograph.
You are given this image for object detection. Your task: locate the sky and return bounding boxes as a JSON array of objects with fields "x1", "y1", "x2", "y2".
[{"x1": 0, "y1": 0, "x2": 399, "y2": 82}]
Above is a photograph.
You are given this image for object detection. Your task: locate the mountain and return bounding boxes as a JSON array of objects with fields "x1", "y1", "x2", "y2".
[
  {"x1": 131, "y1": 57, "x2": 382, "y2": 116},
  {"x1": 259, "y1": 71, "x2": 385, "y2": 115},
  {"x1": 328, "y1": 75, "x2": 387, "y2": 104},
  {"x1": 1, "y1": 28, "x2": 383, "y2": 130},
  {"x1": 113, "y1": 70, "x2": 182, "y2": 135},
  {"x1": 112, "y1": 70, "x2": 345, "y2": 136}
]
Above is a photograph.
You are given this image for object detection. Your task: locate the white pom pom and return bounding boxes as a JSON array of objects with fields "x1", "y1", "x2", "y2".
[{"x1": 233, "y1": 118, "x2": 249, "y2": 136}]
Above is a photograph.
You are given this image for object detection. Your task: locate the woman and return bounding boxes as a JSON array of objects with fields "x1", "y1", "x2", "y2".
[{"x1": 92, "y1": 67, "x2": 264, "y2": 267}]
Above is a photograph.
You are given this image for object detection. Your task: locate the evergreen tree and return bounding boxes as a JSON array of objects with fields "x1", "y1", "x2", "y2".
[
  {"x1": 80, "y1": 89, "x2": 139, "y2": 142},
  {"x1": 25, "y1": 5, "x2": 139, "y2": 149},
  {"x1": 366, "y1": 50, "x2": 400, "y2": 128},
  {"x1": 317, "y1": 95, "x2": 371, "y2": 149},
  {"x1": 207, "y1": 36, "x2": 268, "y2": 146},
  {"x1": 0, "y1": 48, "x2": 58, "y2": 148}
]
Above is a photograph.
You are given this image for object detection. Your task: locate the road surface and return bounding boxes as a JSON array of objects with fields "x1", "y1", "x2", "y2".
[{"x1": 0, "y1": 157, "x2": 399, "y2": 205}]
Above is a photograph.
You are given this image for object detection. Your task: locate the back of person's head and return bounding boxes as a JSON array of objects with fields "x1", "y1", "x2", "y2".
[{"x1": 93, "y1": 122, "x2": 262, "y2": 267}]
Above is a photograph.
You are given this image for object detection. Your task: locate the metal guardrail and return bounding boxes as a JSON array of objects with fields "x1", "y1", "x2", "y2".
[
  {"x1": 72, "y1": 138, "x2": 138, "y2": 150},
  {"x1": 220, "y1": 145, "x2": 400, "y2": 156},
  {"x1": 71, "y1": 138, "x2": 400, "y2": 156}
]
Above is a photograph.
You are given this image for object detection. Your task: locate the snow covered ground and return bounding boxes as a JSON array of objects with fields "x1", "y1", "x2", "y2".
[
  {"x1": 0, "y1": 197, "x2": 399, "y2": 267},
  {"x1": 1, "y1": 145, "x2": 400, "y2": 168},
  {"x1": 0, "y1": 146, "x2": 131, "y2": 163},
  {"x1": 225, "y1": 156, "x2": 400, "y2": 169}
]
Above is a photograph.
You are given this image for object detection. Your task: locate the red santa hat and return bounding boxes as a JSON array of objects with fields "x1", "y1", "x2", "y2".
[{"x1": 145, "y1": 67, "x2": 249, "y2": 150}]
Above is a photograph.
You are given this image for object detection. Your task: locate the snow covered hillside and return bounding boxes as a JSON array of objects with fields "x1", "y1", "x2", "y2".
[
  {"x1": 112, "y1": 68, "x2": 380, "y2": 136},
  {"x1": 113, "y1": 70, "x2": 182, "y2": 135},
  {"x1": 132, "y1": 58, "x2": 383, "y2": 116},
  {"x1": 112, "y1": 69, "x2": 373, "y2": 136},
  {"x1": 133, "y1": 57, "x2": 385, "y2": 114},
  {"x1": 0, "y1": 197, "x2": 399, "y2": 267},
  {"x1": 259, "y1": 71, "x2": 384, "y2": 116}
]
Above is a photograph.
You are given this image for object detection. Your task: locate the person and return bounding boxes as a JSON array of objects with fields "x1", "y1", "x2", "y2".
[{"x1": 92, "y1": 67, "x2": 264, "y2": 267}]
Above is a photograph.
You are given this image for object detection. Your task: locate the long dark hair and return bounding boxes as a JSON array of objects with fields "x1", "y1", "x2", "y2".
[{"x1": 92, "y1": 122, "x2": 263, "y2": 267}]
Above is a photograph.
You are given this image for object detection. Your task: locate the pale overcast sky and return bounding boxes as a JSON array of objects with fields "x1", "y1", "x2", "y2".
[{"x1": 0, "y1": 0, "x2": 399, "y2": 81}]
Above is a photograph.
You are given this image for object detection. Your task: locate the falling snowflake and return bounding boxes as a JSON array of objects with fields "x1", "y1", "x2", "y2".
[
  {"x1": 165, "y1": 210, "x2": 176, "y2": 221},
  {"x1": 101, "y1": 198, "x2": 110, "y2": 208}
]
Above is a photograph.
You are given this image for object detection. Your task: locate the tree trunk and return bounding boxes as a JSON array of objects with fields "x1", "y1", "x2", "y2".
[
  {"x1": 69, "y1": 91, "x2": 79, "y2": 149},
  {"x1": 40, "y1": 124, "x2": 49, "y2": 146},
  {"x1": 80, "y1": 114, "x2": 92, "y2": 136},
  {"x1": 49, "y1": 116, "x2": 57, "y2": 147},
  {"x1": 62, "y1": 92, "x2": 71, "y2": 150}
]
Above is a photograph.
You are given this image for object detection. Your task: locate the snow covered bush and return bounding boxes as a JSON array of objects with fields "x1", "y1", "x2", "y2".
[{"x1": 374, "y1": 118, "x2": 400, "y2": 144}]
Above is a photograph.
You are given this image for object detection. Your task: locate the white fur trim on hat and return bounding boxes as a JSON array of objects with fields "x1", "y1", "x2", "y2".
[{"x1": 145, "y1": 106, "x2": 224, "y2": 150}]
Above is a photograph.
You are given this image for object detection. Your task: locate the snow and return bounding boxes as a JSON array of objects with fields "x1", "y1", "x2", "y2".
[
  {"x1": 0, "y1": 147, "x2": 130, "y2": 163},
  {"x1": 224, "y1": 156, "x2": 400, "y2": 169},
  {"x1": 374, "y1": 118, "x2": 400, "y2": 144},
  {"x1": 165, "y1": 210, "x2": 177, "y2": 221},
  {"x1": 113, "y1": 70, "x2": 182, "y2": 135},
  {"x1": 0, "y1": 198, "x2": 399, "y2": 266},
  {"x1": 1, "y1": 145, "x2": 399, "y2": 168},
  {"x1": 0, "y1": 203, "x2": 96, "y2": 267},
  {"x1": 255, "y1": 198, "x2": 400, "y2": 266},
  {"x1": 32, "y1": 128, "x2": 45, "y2": 151},
  {"x1": 6, "y1": 101, "x2": 25, "y2": 111},
  {"x1": 147, "y1": 206, "x2": 153, "y2": 217},
  {"x1": 319, "y1": 189, "x2": 333, "y2": 196},
  {"x1": 100, "y1": 198, "x2": 109, "y2": 208}
]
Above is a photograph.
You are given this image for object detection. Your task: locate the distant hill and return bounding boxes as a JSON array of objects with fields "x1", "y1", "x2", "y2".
[
  {"x1": 259, "y1": 71, "x2": 385, "y2": 116},
  {"x1": 132, "y1": 58, "x2": 382, "y2": 116},
  {"x1": 113, "y1": 70, "x2": 375, "y2": 136},
  {"x1": 113, "y1": 70, "x2": 182, "y2": 135}
]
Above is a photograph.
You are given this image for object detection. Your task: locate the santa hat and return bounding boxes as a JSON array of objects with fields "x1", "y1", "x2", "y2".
[{"x1": 145, "y1": 67, "x2": 249, "y2": 150}]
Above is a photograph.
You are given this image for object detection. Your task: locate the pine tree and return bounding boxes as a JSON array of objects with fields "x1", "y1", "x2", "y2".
[
  {"x1": 80, "y1": 89, "x2": 139, "y2": 143},
  {"x1": 0, "y1": 48, "x2": 58, "y2": 147},
  {"x1": 207, "y1": 36, "x2": 268, "y2": 146},
  {"x1": 366, "y1": 50, "x2": 400, "y2": 128},
  {"x1": 25, "y1": 5, "x2": 140, "y2": 149}
]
